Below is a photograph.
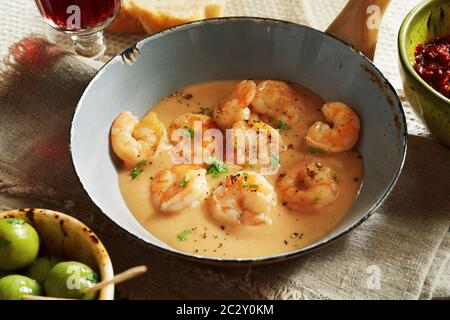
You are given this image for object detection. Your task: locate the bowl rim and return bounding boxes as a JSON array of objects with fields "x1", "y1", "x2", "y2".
[
  {"x1": 0, "y1": 208, "x2": 115, "y2": 300},
  {"x1": 398, "y1": 0, "x2": 450, "y2": 105},
  {"x1": 70, "y1": 17, "x2": 408, "y2": 265}
]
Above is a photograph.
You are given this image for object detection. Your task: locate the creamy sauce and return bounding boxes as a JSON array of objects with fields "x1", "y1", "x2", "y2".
[{"x1": 118, "y1": 81, "x2": 363, "y2": 259}]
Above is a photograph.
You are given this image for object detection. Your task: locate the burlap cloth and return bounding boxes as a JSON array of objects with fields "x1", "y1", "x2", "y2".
[{"x1": 0, "y1": 0, "x2": 449, "y2": 300}]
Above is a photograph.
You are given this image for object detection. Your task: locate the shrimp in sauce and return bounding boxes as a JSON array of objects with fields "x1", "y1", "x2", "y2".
[
  {"x1": 169, "y1": 113, "x2": 219, "y2": 163},
  {"x1": 150, "y1": 165, "x2": 209, "y2": 213},
  {"x1": 251, "y1": 80, "x2": 304, "y2": 125},
  {"x1": 277, "y1": 160, "x2": 339, "y2": 213},
  {"x1": 213, "y1": 80, "x2": 256, "y2": 130},
  {"x1": 210, "y1": 171, "x2": 277, "y2": 226},
  {"x1": 111, "y1": 111, "x2": 167, "y2": 168},
  {"x1": 306, "y1": 102, "x2": 361, "y2": 153},
  {"x1": 114, "y1": 80, "x2": 364, "y2": 259}
]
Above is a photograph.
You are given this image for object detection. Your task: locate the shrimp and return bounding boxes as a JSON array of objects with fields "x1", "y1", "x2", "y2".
[
  {"x1": 169, "y1": 113, "x2": 216, "y2": 133},
  {"x1": 213, "y1": 80, "x2": 256, "y2": 130},
  {"x1": 111, "y1": 111, "x2": 167, "y2": 167},
  {"x1": 251, "y1": 80, "x2": 304, "y2": 124},
  {"x1": 150, "y1": 165, "x2": 209, "y2": 213},
  {"x1": 169, "y1": 113, "x2": 220, "y2": 162},
  {"x1": 209, "y1": 171, "x2": 277, "y2": 226},
  {"x1": 231, "y1": 120, "x2": 283, "y2": 173},
  {"x1": 306, "y1": 102, "x2": 361, "y2": 153},
  {"x1": 277, "y1": 160, "x2": 338, "y2": 213}
]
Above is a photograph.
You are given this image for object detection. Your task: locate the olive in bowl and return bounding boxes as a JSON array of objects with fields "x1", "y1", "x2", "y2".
[
  {"x1": 45, "y1": 261, "x2": 99, "y2": 300},
  {"x1": 0, "y1": 275, "x2": 41, "y2": 300},
  {"x1": 25, "y1": 256, "x2": 60, "y2": 285},
  {"x1": 0, "y1": 218, "x2": 39, "y2": 270}
]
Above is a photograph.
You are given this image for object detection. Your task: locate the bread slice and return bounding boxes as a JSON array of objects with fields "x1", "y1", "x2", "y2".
[
  {"x1": 129, "y1": 0, "x2": 225, "y2": 34},
  {"x1": 108, "y1": 0, "x2": 145, "y2": 34}
]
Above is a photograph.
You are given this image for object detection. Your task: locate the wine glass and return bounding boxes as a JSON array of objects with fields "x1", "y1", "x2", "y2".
[{"x1": 35, "y1": 0, "x2": 121, "y2": 60}]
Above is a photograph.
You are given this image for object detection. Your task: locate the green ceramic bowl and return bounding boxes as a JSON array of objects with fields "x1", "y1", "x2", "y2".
[{"x1": 399, "y1": 0, "x2": 450, "y2": 147}]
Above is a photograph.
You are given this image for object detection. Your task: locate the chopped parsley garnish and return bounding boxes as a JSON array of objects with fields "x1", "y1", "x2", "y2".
[
  {"x1": 6, "y1": 218, "x2": 25, "y2": 225},
  {"x1": 0, "y1": 238, "x2": 11, "y2": 248},
  {"x1": 136, "y1": 159, "x2": 148, "y2": 167},
  {"x1": 130, "y1": 159, "x2": 147, "y2": 179},
  {"x1": 177, "y1": 229, "x2": 192, "y2": 241},
  {"x1": 183, "y1": 126, "x2": 195, "y2": 138},
  {"x1": 275, "y1": 120, "x2": 290, "y2": 131},
  {"x1": 197, "y1": 107, "x2": 211, "y2": 115},
  {"x1": 131, "y1": 168, "x2": 143, "y2": 179},
  {"x1": 270, "y1": 154, "x2": 280, "y2": 169},
  {"x1": 179, "y1": 176, "x2": 190, "y2": 189},
  {"x1": 86, "y1": 272, "x2": 99, "y2": 284},
  {"x1": 308, "y1": 147, "x2": 325, "y2": 154},
  {"x1": 207, "y1": 157, "x2": 228, "y2": 178}
]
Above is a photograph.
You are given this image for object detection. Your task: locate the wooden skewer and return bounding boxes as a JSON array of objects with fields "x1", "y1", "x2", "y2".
[
  {"x1": 22, "y1": 295, "x2": 72, "y2": 300},
  {"x1": 22, "y1": 265, "x2": 148, "y2": 300},
  {"x1": 84, "y1": 265, "x2": 148, "y2": 294}
]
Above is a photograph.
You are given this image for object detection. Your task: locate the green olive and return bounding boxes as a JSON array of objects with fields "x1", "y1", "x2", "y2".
[
  {"x1": 0, "y1": 275, "x2": 41, "y2": 300},
  {"x1": 25, "y1": 256, "x2": 60, "y2": 285},
  {"x1": 0, "y1": 218, "x2": 40, "y2": 270},
  {"x1": 45, "y1": 261, "x2": 99, "y2": 300}
]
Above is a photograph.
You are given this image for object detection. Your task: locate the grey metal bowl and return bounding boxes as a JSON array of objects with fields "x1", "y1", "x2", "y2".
[{"x1": 70, "y1": 18, "x2": 407, "y2": 265}]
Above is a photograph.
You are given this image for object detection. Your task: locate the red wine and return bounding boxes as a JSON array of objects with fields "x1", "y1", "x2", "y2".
[{"x1": 35, "y1": 0, "x2": 121, "y2": 32}]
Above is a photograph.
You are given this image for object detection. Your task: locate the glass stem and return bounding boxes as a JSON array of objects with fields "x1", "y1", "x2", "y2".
[{"x1": 71, "y1": 31, "x2": 106, "y2": 60}]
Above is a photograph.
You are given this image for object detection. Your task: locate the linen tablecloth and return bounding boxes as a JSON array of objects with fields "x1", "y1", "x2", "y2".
[{"x1": 0, "y1": 0, "x2": 449, "y2": 299}]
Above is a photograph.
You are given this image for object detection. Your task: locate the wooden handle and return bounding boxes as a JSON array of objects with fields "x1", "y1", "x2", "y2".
[{"x1": 326, "y1": 0, "x2": 391, "y2": 60}]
